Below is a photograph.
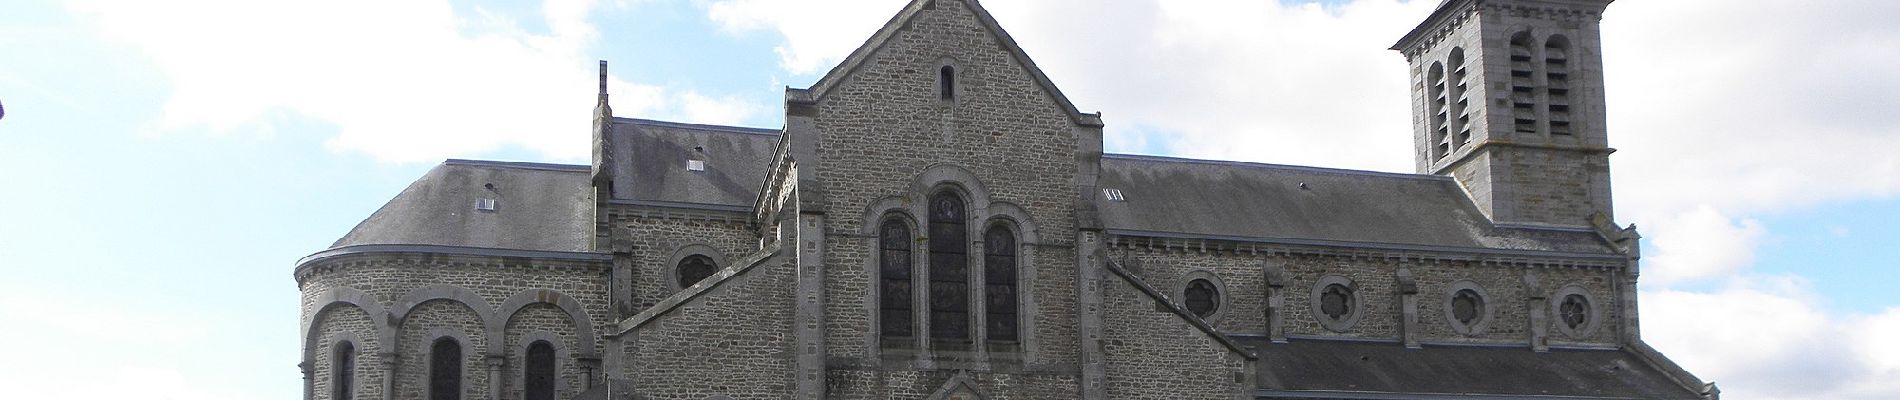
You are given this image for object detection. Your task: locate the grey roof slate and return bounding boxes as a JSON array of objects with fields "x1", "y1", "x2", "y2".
[
  {"x1": 1244, "y1": 337, "x2": 1702, "y2": 399},
  {"x1": 327, "y1": 121, "x2": 1614, "y2": 257},
  {"x1": 1095, "y1": 154, "x2": 1616, "y2": 255},
  {"x1": 607, "y1": 118, "x2": 781, "y2": 208},
  {"x1": 331, "y1": 159, "x2": 593, "y2": 252}
]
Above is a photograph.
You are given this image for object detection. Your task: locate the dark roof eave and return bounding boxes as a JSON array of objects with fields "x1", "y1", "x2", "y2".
[
  {"x1": 296, "y1": 244, "x2": 611, "y2": 276},
  {"x1": 1104, "y1": 228, "x2": 1625, "y2": 261}
]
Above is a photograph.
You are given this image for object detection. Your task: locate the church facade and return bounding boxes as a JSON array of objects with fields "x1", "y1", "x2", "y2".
[{"x1": 295, "y1": 0, "x2": 1718, "y2": 399}]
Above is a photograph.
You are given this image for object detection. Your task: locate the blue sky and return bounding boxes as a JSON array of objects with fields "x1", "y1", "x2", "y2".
[{"x1": 2, "y1": 0, "x2": 1897, "y2": 398}]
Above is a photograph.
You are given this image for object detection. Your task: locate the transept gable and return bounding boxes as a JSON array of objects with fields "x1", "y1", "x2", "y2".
[{"x1": 796, "y1": 0, "x2": 1102, "y2": 128}]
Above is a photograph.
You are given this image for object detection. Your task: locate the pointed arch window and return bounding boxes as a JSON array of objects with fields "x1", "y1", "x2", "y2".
[
  {"x1": 879, "y1": 218, "x2": 914, "y2": 339},
  {"x1": 524, "y1": 340, "x2": 556, "y2": 400},
  {"x1": 928, "y1": 192, "x2": 970, "y2": 343},
  {"x1": 333, "y1": 341, "x2": 356, "y2": 400},
  {"x1": 983, "y1": 225, "x2": 1018, "y2": 342},
  {"x1": 429, "y1": 338, "x2": 463, "y2": 400}
]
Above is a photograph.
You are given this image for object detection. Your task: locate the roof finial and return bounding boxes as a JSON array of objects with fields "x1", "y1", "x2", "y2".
[{"x1": 597, "y1": 60, "x2": 609, "y2": 100}]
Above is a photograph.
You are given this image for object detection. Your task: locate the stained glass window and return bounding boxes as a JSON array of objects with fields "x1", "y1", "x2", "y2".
[
  {"x1": 1320, "y1": 284, "x2": 1353, "y2": 321},
  {"x1": 333, "y1": 341, "x2": 355, "y2": 400},
  {"x1": 1185, "y1": 279, "x2": 1218, "y2": 318},
  {"x1": 430, "y1": 338, "x2": 462, "y2": 400},
  {"x1": 525, "y1": 340, "x2": 555, "y2": 400},
  {"x1": 984, "y1": 226, "x2": 1017, "y2": 342},
  {"x1": 677, "y1": 254, "x2": 716, "y2": 289},
  {"x1": 928, "y1": 192, "x2": 969, "y2": 342},
  {"x1": 879, "y1": 219, "x2": 913, "y2": 339}
]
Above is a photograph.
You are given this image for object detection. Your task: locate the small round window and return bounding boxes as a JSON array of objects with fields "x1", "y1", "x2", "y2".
[
  {"x1": 1560, "y1": 294, "x2": 1589, "y2": 330},
  {"x1": 1551, "y1": 285, "x2": 1600, "y2": 339},
  {"x1": 1451, "y1": 289, "x2": 1483, "y2": 325},
  {"x1": 677, "y1": 254, "x2": 716, "y2": 289},
  {"x1": 1311, "y1": 275, "x2": 1363, "y2": 332},
  {"x1": 1320, "y1": 284, "x2": 1353, "y2": 321},
  {"x1": 1444, "y1": 281, "x2": 1493, "y2": 335},
  {"x1": 1184, "y1": 279, "x2": 1219, "y2": 318}
]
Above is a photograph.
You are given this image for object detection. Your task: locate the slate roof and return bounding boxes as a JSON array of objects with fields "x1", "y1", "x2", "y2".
[
  {"x1": 1243, "y1": 337, "x2": 1703, "y2": 399},
  {"x1": 1095, "y1": 154, "x2": 1618, "y2": 255},
  {"x1": 324, "y1": 120, "x2": 1617, "y2": 257},
  {"x1": 604, "y1": 118, "x2": 781, "y2": 210},
  {"x1": 330, "y1": 159, "x2": 593, "y2": 253}
]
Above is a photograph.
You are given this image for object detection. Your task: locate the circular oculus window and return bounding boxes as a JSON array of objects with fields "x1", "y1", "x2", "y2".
[{"x1": 1311, "y1": 276, "x2": 1363, "y2": 332}]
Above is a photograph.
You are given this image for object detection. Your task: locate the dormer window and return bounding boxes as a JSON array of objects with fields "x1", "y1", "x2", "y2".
[{"x1": 939, "y1": 65, "x2": 956, "y2": 101}]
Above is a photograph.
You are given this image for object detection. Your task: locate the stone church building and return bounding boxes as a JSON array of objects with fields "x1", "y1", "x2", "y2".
[{"x1": 296, "y1": 0, "x2": 1718, "y2": 398}]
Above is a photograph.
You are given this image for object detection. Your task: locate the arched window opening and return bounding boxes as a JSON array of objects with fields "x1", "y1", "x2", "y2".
[
  {"x1": 1447, "y1": 47, "x2": 1471, "y2": 149},
  {"x1": 879, "y1": 218, "x2": 914, "y2": 340},
  {"x1": 1426, "y1": 62, "x2": 1449, "y2": 160},
  {"x1": 677, "y1": 254, "x2": 716, "y2": 289},
  {"x1": 939, "y1": 66, "x2": 956, "y2": 101},
  {"x1": 1544, "y1": 35, "x2": 1574, "y2": 135},
  {"x1": 430, "y1": 338, "x2": 463, "y2": 400},
  {"x1": 524, "y1": 340, "x2": 556, "y2": 400},
  {"x1": 983, "y1": 225, "x2": 1018, "y2": 342},
  {"x1": 1184, "y1": 279, "x2": 1219, "y2": 318},
  {"x1": 928, "y1": 192, "x2": 970, "y2": 343},
  {"x1": 333, "y1": 341, "x2": 356, "y2": 400},
  {"x1": 1509, "y1": 32, "x2": 1539, "y2": 134}
]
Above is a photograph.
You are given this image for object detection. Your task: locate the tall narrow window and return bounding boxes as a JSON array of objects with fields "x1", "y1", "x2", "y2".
[
  {"x1": 1447, "y1": 47, "x2": 1470, "y2": 150},
  {"x1": 677, "y1": 254, "x2": 716, "y2": 289},
  {"x1": 1544, "y1": 35, "x2": 1574, "y2": 135},
  {"x1": 1426, "y1": 62, "x2": 1449, "y2": 160},
  {"x1": 524, "y1": 340, "x2": 556, "y2": 400},
  {"x1": 879, "y1": 219, "x2": 914, "y2": 339},
  {"x1": 939, "y1": 66, "x2": 956, "y2": 101},
  {"x1": 983, "y1": 226, "x2": 1018, "y2": 342},
  {"x1": 1509, "y1": 32, "x2": 1539, "y2": 134},
  {"x1": 430, "y1": 338, "x2": 462, "y2": 400},
  {"x1": 928, "y1": 192, "x2": 969, "y2": 343},
  {"x1": 333, "y1": 341, "x2": 355, "y2": 400}
]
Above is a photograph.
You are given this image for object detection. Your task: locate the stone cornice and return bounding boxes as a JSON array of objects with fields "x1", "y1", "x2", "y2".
[
  {"x1": 293, "y1": 244, "x2": 611, "y2": 283},
  {"x1": 1104, "y1": 229, "x2": 1628, "y2": 270}
]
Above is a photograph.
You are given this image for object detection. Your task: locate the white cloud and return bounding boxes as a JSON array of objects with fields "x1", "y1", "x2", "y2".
[
  {"x1": 1644, "y1": 205, "x2": 1766, "y2": 285},
  {"x1": 1644, "y1": 280, "x2": 1900, "y2": 399},
  {"x1": 66, "y1": 0, "x2": 762, "y2": 163},
  {"x1": 705, "y1": 0, "x2": 898, "y2": 75}
]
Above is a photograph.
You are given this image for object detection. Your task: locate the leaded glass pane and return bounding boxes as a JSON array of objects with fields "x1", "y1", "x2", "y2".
[
  {"x1": 525, "y1": 341, "x2": 556, "y2": 400},
  {"x1": 429, "y1": 338, "x2": 462, "y2": 400}
]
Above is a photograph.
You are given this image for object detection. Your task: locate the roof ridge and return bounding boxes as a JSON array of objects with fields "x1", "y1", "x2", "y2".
[
  {"x1": 1103, "y1": 153, "x2": 1451, "y2": 181},
  {"x1": 613, "y1": 117, "x2": 782, "y2": 136},
  {"x1": 442, "y1": 159, "x2": 590, "y2": 172}
]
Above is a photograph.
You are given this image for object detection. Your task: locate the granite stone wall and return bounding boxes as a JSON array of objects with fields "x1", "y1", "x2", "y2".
[
  {"x1": 1100, "y1": 272, "x2": 1252, "y2": 400},
  {"x1": 622, "y1": 256, "x2": 798, "y2": 399},
  {"x1": 298, "y1": 254, "x2": 609, "y2": 400},
  {"x1": 601, "y1": 206, "x2": 760, "y2": 312}
]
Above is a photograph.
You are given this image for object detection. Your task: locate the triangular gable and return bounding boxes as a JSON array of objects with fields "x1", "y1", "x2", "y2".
[{"x1": 800, "y1": 0, "x2": 1103, "y2": 127}]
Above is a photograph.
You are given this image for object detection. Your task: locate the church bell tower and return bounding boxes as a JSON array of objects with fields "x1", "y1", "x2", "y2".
[{"x1": 1392, "y1": 0, "x2": 1616, "y2": 227}]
